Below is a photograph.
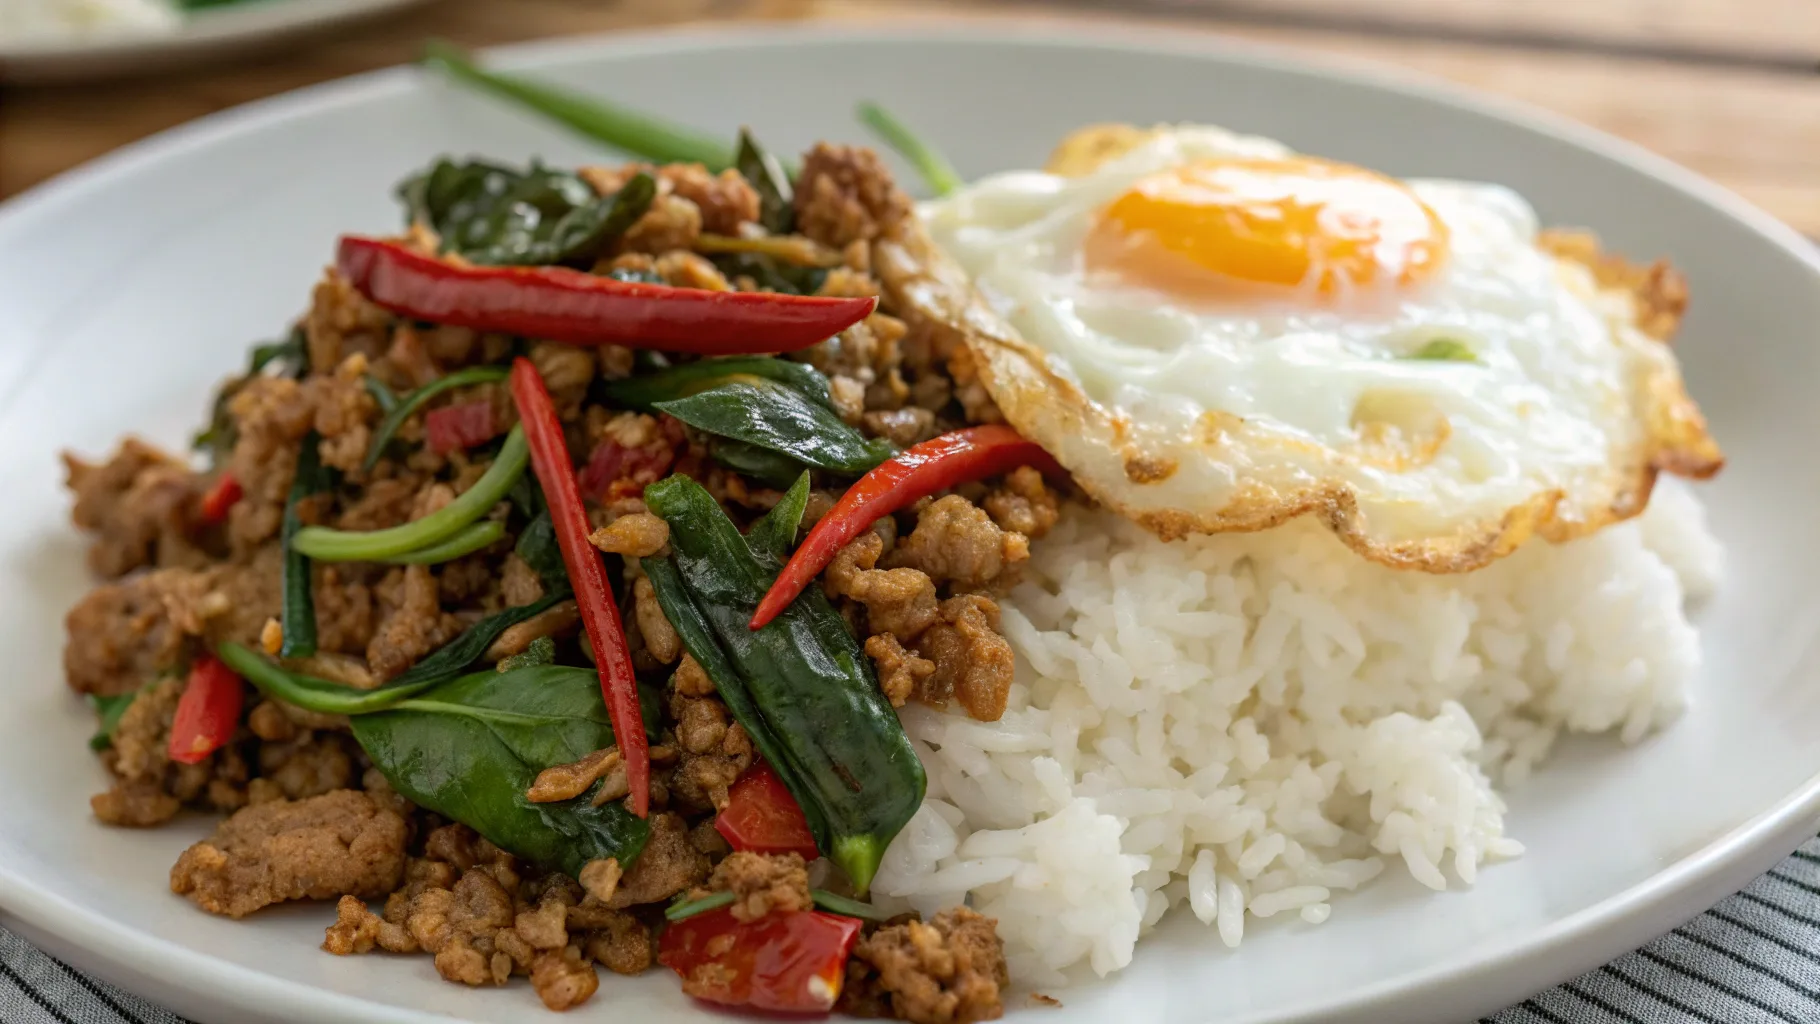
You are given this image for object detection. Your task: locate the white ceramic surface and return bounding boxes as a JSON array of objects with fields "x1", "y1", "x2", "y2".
[
  {"x1": 0, "y1": 0, "x2": 434, "y2": 82},
  {"x1": 2, "y1": 22, "x2": 1818, "y2": 1024}
]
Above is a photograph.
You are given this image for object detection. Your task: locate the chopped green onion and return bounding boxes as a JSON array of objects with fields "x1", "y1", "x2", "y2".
[
  {"x1": 810, "y1": 889, "x2": 885, "y2": 921},
  {"x1": 1405, "y1": 338, "x2": 1477, "y2": 363},
  {"x1": 855, "y1": 101, "x2": 963, "y2": 197},
  {"x1": 364, "y1": 375, "x2": 400, "y2": 414},
  {"x1": 664, "y1": 890, "x2": 734, "y2": 922},
  {"x1": 364, "y1": 364, "x2": 509, "y2": 471},
  {"x1": 293, "y1": 425, "x2": 527, "y2": 562},
  {"x1": 380, "y1": 519, "x2": 506, "y2": 565},
  {"x1": 421, "y1": 40, "x2": 736, "y2": 170}
]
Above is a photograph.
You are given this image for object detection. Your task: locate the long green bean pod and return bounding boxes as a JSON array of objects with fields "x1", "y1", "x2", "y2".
[
  {"x1": 293, "y1": 425, "x2": 527, "y2": 562},
  {"x1": 856, "y1": 100, "x2": 964, "y2": 197}
]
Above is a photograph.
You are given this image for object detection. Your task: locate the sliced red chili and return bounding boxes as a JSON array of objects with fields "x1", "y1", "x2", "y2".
[
  {"x1": 750, "y1": 425, "x2": 1064, "y2": 630},
  {"x1": 338, "y1": 236, "x2": 877, "y2": 352},
  {"x1": 577, "y1": 433, "x2": 676, "y2": 499},
  {"x1": 197, "y1": 472, "x2": 243, "y2": 526},
  {"x1": 509, "y1": 357, "x2": 650, "y2": 817},
  {"x1": 424, "y1": 400, "x2": 498, "y2": 454},
  {"x1": 168, "y1": 654, "x2": 244, "y2": 765},
  {"x1": 715, "y1": 761, "x2": 820, "y2": 860},
  {"x1": 658, "y1": 907, "x2": 861, "y2": 1014}
]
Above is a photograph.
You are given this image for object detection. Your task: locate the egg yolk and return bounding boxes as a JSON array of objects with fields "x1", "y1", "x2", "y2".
[{"x1": 1086, "y1": 157, "x2": 1449, "y2": 297}]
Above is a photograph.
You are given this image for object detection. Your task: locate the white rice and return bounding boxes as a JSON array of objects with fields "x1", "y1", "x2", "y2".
[{"x1": 871, "y1": 478, "x2": 1720, "y2": 987}]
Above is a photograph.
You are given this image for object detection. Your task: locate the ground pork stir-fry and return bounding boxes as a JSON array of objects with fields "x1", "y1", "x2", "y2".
[{"x1": 62, "y1": 137, "x2": 1015, "y2": 1019}]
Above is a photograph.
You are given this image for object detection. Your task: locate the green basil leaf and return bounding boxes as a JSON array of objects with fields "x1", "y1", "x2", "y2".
[
  {"x1": 710, "y1": 252, "x2": 828, "y2": 296},
  {"x1": 88, "y1": 689, "x2": 141, "y2": 752},
  {"x1": 279, "y1": 432, "x2": 333, "y2": 660},
  {"x1": 597, "y1": 355, "x2": 833, "y2": 411},
  {"x1": 354, "y1": 665, "x2": 649, "y2": 878},
  {"x1": 193, "y1": 327, "x2": 308, "y2": 465},
  {"x1": 514, "y1": 509, "x2": 569, "y2": 588},
  {"x1": 736, "y1": 129, "x2": 795, "y2": 234},
  {"x1": 398, "y1": 158, "x2": 655, "y2": 267},
  {"x1": 707, "y1": 439, "x2": 811, "y2": 489},
  {"x1": 742, "y1": 472, "x2": 811, "y2": 566},
  {"x1": 655, "y1": 379, "x2": 892, "y2": 476}
]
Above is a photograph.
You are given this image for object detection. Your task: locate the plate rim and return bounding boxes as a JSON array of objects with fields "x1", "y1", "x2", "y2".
[
  {"x1": 0, "y1": 0, "x2": 434, "y2": 81},
  {"x1": 4, "y1": 18, "x2": 1820, "y2": 1024}
]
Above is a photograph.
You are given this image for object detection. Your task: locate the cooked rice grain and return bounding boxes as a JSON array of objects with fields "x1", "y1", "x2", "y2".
[{"x1": 872, "y1": 479, "x2": 1718, "y2": 986}]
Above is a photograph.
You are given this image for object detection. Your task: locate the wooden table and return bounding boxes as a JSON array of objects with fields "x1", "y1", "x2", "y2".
[{"x1": 4, "y1": 0, "x2": 1818, "y2": 234}]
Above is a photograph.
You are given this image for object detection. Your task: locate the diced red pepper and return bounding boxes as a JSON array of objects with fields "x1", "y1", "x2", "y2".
[
  {"x1": 577, "y1": 434, "x2": 676, "y2": 499},
  {"x1": 716, "y1": 762, "x2": 820, "y2": 860},
  {"x1": 659, "y1": 908, "x2": 862, "y2": 1014},
  {"x1": 424, "y1": 400, "x2": 499, "y2": 454},
  {"x1": 337, "y1": 236, "x2": 877, "y2": 352},
  {"x1": 510, "y1": 358, "x2": 651, "y2": 817},
  {"x1": 197, "y1": 472, "x2": 243, "y2": 526},
  {"x1": 168, "y1": 654, "x2": 244, "y2": 765},
  {"x1": 750, "y1": 425, "x2": 1065, "y2": 629}
]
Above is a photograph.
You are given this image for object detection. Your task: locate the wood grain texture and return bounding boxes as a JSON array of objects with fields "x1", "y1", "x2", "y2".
[{"x1": 3, "y1": 0, "x2": 1817, "y2": 234}]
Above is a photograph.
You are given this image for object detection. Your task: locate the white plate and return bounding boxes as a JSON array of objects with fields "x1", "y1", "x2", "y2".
[
  {"x1": 0, "y1": 0, "x2": 434, "y2": 83},
  {"x1": 2, "y1": 21, "x2": 1818, "y2": 1024}
]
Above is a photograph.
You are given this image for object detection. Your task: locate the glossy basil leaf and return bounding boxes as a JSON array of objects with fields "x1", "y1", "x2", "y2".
[
  {"x1": 642, "y1": 474, "x2": 923, "y2": 894},
  {"x1": 398, "y1": 158, "x2": 656, "y2": 267},
  {"x1": 597, "y1": 355, "x2": 833, "y2": 411},
  {"x1": 736, "y1": 129, "x2": 795, "y2": 234},
  {"x1": 742, "y1": 472, "x2": 811, "y2": 566},
  {"x1": 353, "y1": 665, "x2": 650, "y2": 878},
  {"x1": 514, "y1": 509, "x2": 569, "y2": 588},
  {"x1": 88, "y1": 689, "x2": 141, "y2": 752},
  {"x1": 279, "y1": 432, "x2": 333, "y2": 660},
  {"x1": 707, "y1": 439, "x2": 811, "y2": 489},
  {"x1": 655, "y1": 379, "x2": 892, "y2": 476},
  {"x1": 710, "y1": 252, "x2": 828, "y2": 296},
  {"x1": 193, "y1": 327, "x2": 308, "y2": 465}
]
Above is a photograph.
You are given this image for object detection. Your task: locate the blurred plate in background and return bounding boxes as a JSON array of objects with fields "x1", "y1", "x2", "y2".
[{"x1": 0, "y1": 0, "x2": 435, "y2": 82}]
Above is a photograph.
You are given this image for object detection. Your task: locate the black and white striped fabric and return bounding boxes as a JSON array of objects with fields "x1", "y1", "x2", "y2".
[{"x1": 6, "y1": 839, "x2": 1820, "y2": 1024}]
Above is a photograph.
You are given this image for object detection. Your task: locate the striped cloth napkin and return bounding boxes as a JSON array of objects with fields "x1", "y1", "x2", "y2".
[{"x1": 7, "y1": 837, "x2": 1820, "y2": 1024}]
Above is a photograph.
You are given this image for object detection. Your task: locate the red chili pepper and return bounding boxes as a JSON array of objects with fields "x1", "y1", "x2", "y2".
[
  {"x1": 577, "y1": 433, "x2": 676, "y2": 499},
  {"x1": 750, "y1": 425, "x2": 1064, "y2": 630},
  {"x1": 338, "y1": 236, "x2": 876, "y2": 352},
  {"x1": 509, "y1": 358, "x2": 651, "y2": 817},
  {"x1": 424, "y1": 400, "x2": 499, "y2": 454},
  {"x1": 197, "y1": 472, "x2": 243, "y2": 526},
  {"x1": 715, "y1": 762, "x2": 820, "y2": 860},
  {"x1": 659, "y1": 907, "x2": 862, "y2": 1014},
  {"x1": 168, "y1": 654, "x2": 244, "y2": 765}
]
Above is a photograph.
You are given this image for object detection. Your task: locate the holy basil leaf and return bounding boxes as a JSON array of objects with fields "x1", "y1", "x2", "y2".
[
  {"x1": 655, "y1": 379, "x2": 893, "y2": 476},
  {"x1": 398, "y1": 158, "x2": 655, "y2": 267},
  {"x1": 710, "y1": 252, "x2": 828, "y2": 296},
  {"x1": 514, "y1": 509, "x2": 568, "y2": 588},
  {"x1": 743, "y1": 472, "x2": 811, "y2": 567},
  {"x1": 353, "y1": 665, "x2": 649, "y2": 878},
  {"x1": 596, "y1": 355, "x2": 833, "y2": 411},
  {"x1": 707, "y1": 439, "x2": 811, "y2": 489},
  {"x1": 194, "y1": 327, "x2": 308, "y2": 465},
  {"x1": 88, "y1": 689, "x2": 141, "y2": 752},
  {"x1": 736, "y1": 129, "x2": 795, "y2": 235},
  {"x1": 497, "y1": 635, "x2": 557, "y2": 672}
]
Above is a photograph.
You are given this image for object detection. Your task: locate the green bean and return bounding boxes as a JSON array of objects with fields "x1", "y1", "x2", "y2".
[
  {"x1": 855, "y1": 101, "x2": 964, "y2": 197},
  {"x1": 294, "y1": 425, "x2": 527, "y2": 562},
  {"x1": 810, "y1": 890, "x2": 885, "y2": 921},
  {"x1": 421, "y1": 41, "x2": 736, "y2": 170},
  {"x1": 380, "y1": 519, "x2": 506, "y2": 565},
  {"x1": 363, "y1": 365, "x2": 509, "y2": 471}
]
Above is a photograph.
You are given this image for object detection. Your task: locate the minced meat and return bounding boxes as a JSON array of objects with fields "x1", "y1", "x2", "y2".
[
  {"x1": 844, "y1": 908, "x2": 1008, "y2": 1024},
  {"x1": 170, "y1": 790, "x2": 407, "y2": 918}
]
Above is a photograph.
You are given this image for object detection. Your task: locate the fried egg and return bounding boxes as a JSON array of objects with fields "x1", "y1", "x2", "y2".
[{"x1": 918, "y1": 124, "x2": 1722, "y2": 571}]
